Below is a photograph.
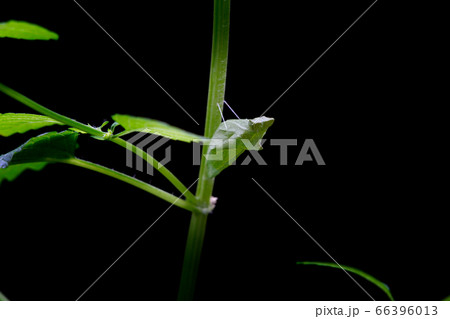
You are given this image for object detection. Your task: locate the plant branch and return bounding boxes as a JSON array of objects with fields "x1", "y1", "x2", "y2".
[
  {"x1": 0, "y1": 82, "x2": 197, "y2": 203},
  {"x1": 62, "y1": 158, "x2": 199, "y2": 212},
  {"x1": 178, "y1": 0, "x2": 231, "y2": 300},
  {"x1": 0, "y1": 82, "x2": 103, "y2": 137},
  {"x1": 110, "y1": 137, "x2": 197, "y2": 203}
]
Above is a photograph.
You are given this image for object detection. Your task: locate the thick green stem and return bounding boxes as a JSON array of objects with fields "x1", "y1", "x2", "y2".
[
  {"x1": 62, "y1": 158, "x2": 199, "y2": 212},
  {"x1": 177, "y1": 212, "x2": 208, "y2": 300},
  {"x1": 196, "y1": 0, "x2": 232, "y2": 205},
  {"x1": 178, "y1": 0, "x2": 231, "y2": 300}
]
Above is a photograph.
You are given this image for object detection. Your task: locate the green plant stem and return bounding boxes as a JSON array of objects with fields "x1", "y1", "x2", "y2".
[
  {"x1": 178, "y1": 0, "x2": 231, "y2": 300},
  {"x1": 177, "y1": 212, "x2": 208, "y2": 301},
  {"x1": 196, "y1": 0, "x2": 232, "y2": 205},
  {"x1": 0, "y1": 82, "x2": 103, "y2": 137},
  {"x1": 111, "y1": 138, "x2": 197, "y2": 203},
  {"x1": 62, "y1": 158, "x2": 199, "y2": 212}
]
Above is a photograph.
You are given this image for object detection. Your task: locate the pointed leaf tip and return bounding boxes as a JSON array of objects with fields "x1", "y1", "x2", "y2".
[
  {"x1": 0, "y1": 20, "x2": 59, "y2": 40},
  {"x1": 112, "y1": 114, "x2": 206, "y2": 142},
  {"x1": 0, "y1": 113, "x2": 63, "y2": 137},
  {"x1": 297, "y1": 261, "x2": 394, "y2": 301}
]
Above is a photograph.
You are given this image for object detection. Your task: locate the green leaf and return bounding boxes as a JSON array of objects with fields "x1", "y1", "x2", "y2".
[
  {"x1": 205, "y1": 116, "x2": 274, "y2": 178},
  {"x1": 443, "y1": 295, "x2": 450, "y2": 301},
  {"x1": 0, "y1": 162, "x2": 47, "y2": 185},
  {"x1": 0, "y1": 83, "x2": 104, "y2": 137},
  {"x1": 112, "y1": 114, "x2": 206, "y2": 143},
  {"x1": 0, "y1": 20, "x2": 59, "y2": 40},
  {"x1": 297, "y1": 261, "x2": 394, "y2": 301},
  {"x1": 0, "y1": 290, "x2": 8, "y2": 301},
  {"x1": 0, "y1": 131, "x2": 78, "y2": 169},
  {"x1": 0, "y1": 113, "x2": 63, "y2": 137}
]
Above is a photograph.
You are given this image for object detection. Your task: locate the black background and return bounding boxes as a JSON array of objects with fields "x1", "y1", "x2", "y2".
[{"x1": 0, "y1": 1, "x2": 448, "y2": 301}]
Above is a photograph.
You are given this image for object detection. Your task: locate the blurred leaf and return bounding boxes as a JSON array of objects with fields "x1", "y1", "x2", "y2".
[
  {"x1": 0, "y1": 20, "x2": 59, "y2": 40},
  {"x1": 297, "y1": 261, "x2": 394, "y2": 301},
  {"x1": 0, "y1": 162, "x2": 47, "y2": 185},
  {"x1": 0, "y1": 290, "x2": 8, "y2": 301},
  {"x1": 443, "y1": 295, "x2": 450, "y2": 301},
  {"x1": 0, "y1": 131, "x2": 78, "y2": 183},
  {"x1": 0, "y1": 113, "x2": 63, "y2": 137},
  {"x1": 112, "y1": 114, "x2": 205, "y2": 143},
  {"x1": 205, "y1": 116, "x2": 274, "y2": 178}
]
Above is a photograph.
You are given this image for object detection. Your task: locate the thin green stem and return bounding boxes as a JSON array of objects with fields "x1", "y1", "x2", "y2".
[
  {"x1": 0, "y1": 82, "x2": 103, "y2": 137},
  {"x1": 111, "y1": 138, "x2": 197, "y2": 203},
  {"x1": 178, "y1": 0, "x2": 231, "y2": 300},
  {"x1": 62, "y1": 158, "x2": 199, "y2": 212}
]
